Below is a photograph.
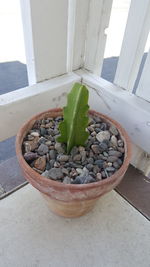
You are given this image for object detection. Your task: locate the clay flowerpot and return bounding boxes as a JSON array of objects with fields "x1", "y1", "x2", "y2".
[{"x1": 16, "y1": 108, "x2": 132, "y2": 218}]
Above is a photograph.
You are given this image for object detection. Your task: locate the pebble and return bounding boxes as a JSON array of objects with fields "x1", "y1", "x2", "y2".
[
  {"x1": 87, "y1": 157, "x2": 94, "y2": 164},
  {"x1": 63, "y1": 176, "x2": 71, "y2": 184},
  {"x1": 70, "y1": 146, "x2": 79, "y2": 157},
  {"x1": 38, "y1": 137, "x2": 47, "y2": 144},
  {"x1": 84, "y1": 175, "x2": 96, "y2": 184},
  {"x1": 24, "y1": 137, "x2": 39, "y2": 152},
  {"x1": 96, "y1": 173, "x2": 102, "y2": 180},
  {"x1": 91, "y1": 145, "x2": 101, "y2": 154},
  {"x1": 24, "y1": 152, "x2": 38, "y2": 162},
  {"x1": 31, "y1": 132, "x2": 40, "y2": 137},
  {"x1": 109, "y1": 126, "x2": 118, "y2": 136},
  {"x1": 94, "y1": 116, "x2": 101, "y2": 123},
  {"x1": 86, "y1": 164, "x2": 93, "y2": 171},
  {"x1": 118, "y1": 140, "x2": 124, "y2": 147},
  {"x1": 48, "y1": 168, "x2": 63, "y2": 180},
  {"x1": 108, "y1": 150, "x2": 122, "y2": 157},
  {"x1": 49, "y1": 150, "x2": 57, "y2": 159},
  {"x1": 62, "y1": 168, "x2": 69, "y2": 175},
  {"x1": 57, "y1": 155, "x2": 69, "y2": 162},
  {"x1": 55, "y1": 142, "x2": 65, "y2": 153},
  {"x1": 45, "y1": 141, "x2": 52, "y2": 146},
  {"x1": 50, "y1": 159, "x2": 55, "y2": 168},
  {"x1": 38, "y1": 143, "x2": 49, "y2": 155},
  {"x1": 105, "y1": 166, "x2": 115, "y2": 172},
  {"x1": 110, "y1": 135, "x2": 118, "y2": 147},
  {"x1": 27, "y1": 135, "x2": 34, "y2": 141},
  {"x1": 107, "y1": 156, "x2": 118, "y2": 163},
  {"x1": 34, "y1": 156, "x2": 46, "y2": 171},
  {"x1": 96, "y1": 131, "x2": 110, "y2": 143},
  {"x1": 94, "y1": 160, "x2": 104, "y2": 168},
  {"x1": 41, "y1": 170, "x2": 49, "y2": 178},
  {"x1": 80, "y1": 150, "x2": 86, "y2": 162},
  {"x1": 40, "y1": 127, "x2": 47, "y2": 136},
  {"x1": 78, "y1": 146, "x2": 85, "y2": 152},
  {"x1": 99, "y1": 142, "x2": 108, "y2": 152},
  {"x1": 118, "y1": 147, "x2": 125, "y2": 153},
  {"x1": 76, "y1": 168, "x2": 83, "y2": 174},
  {"x1": 117, "y1": 158, "x2": 123, "y2": 166},
  {"x1": 100, "y1": 123, "x2": 107, "y2": 130},
  {"x1": 93, "y1": 165, "x2": 100, "y2": 174},
  {"x1": 73, "y1": 154, "x2": 81, "y2": 161},
  {"x1": 113, "y1": 162, "x2": 120, "y2": 169},
  {"x1": 46, "y1": 162, "x2": 51, "y2": 170}
]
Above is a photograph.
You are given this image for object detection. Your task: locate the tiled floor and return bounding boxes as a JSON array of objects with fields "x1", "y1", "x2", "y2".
[{"x1": 0, "y1": 185, "x2": 149, "y2": 267}]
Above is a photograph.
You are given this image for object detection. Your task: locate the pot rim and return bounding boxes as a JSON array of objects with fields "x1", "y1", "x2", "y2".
[{"x1": 16, "y1": 108, "x2": 132, "y2": 191}]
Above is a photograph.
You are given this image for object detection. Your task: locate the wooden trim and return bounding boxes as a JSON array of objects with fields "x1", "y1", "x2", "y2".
[
  {"x1": 114, "y1": 0, "x2": 150, "y2": 91},
  {"x1": 0, "y1": 73, "x2": 80, "y2": 141}
]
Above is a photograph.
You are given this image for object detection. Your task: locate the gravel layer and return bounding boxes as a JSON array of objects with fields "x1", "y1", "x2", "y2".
[{"x1": 22, "y1": 115, "x2": 125, "y2": 184}]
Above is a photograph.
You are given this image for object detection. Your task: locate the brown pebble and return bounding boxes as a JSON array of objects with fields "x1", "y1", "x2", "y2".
[{"x1": 34, "y1": 156, "x2": 46, "y2": 171}]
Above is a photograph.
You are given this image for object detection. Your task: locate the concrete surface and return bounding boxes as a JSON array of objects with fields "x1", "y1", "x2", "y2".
[{"x1": 0, "y1": 185, "x2": 150, "y2": 267}]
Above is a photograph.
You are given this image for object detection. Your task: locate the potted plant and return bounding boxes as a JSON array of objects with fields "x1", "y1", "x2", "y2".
[{"x1": 16, "y1": 83, "x2": 132, "y2": 217}]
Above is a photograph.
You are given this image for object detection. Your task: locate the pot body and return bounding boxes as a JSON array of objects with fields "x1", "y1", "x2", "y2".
[{"x1": 16, "y1": 108, "x2": 132, "y2": 217}]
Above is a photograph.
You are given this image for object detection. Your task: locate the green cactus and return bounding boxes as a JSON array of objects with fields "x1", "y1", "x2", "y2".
[{"x1": 57, "y1": 83, "x2": 89, "y2": 154}]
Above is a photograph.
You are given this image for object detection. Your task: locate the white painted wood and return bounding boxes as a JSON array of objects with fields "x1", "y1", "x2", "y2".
[
  {"x1": 0, "y1": 73, "x2": 80, "y2": 141},
  {"x1": 72, "y1": 0, "x2": 90, "y2": 70},
  {"x1": 114, "y1": 0, "x2": 150, "y2": 91},
  {"x1": 84, "y1": 0, "x2": 113, "y2": 76},
  {"x1": 76, "y1": 69, "x2": 150, "y2": 154},
  {"x1": 20, "y1": 0, "x2": 68, "y2": 83},
  {"x1": 136, "y1": 49, "x2": 150, "y2": 102},
  {"x1": 131, "y1": 143, "x2": 150, "y2": 177},
  {"x1": 20, "y1": 0, "x2": 36, "y2": 85}
]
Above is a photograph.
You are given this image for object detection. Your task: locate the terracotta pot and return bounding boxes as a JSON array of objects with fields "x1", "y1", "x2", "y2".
[{"x1": 16, "y1": 108, "x2": 132, "y2": 218}]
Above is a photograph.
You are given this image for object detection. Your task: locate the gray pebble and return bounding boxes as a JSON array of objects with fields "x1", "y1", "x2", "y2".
[
  {"x1": 110, "y1": 135, "x2": 118, "y2": 147},
  {"x1": 113, "y1": 162, "x2": 120, "y2": 169},
  {"x1": 73, "y1": 154, "x2": 81, "y2": 161},
  {"x1": 107, "y1": 156, "x2": 118, "y2": 163},
  {"x1": 50, "y1": 159, "x2": 55, "y2": 168},
  {"x1": 91, "y1": 145, "x2": 101, "y2": 154},
  {"x1": 40, "y1": 127, "x2": 46, "y2": 136},
  {"x1": 46, "y1": 162, "x2": 51, "y2": 170},
  {"x1": 94, "y1": 160, "x2": 104, "y2": 168},
  {"x1": 38, "y1": 144, "x2": 49, "y2": 155},
  {"x1": 87, "y1": 157, "x2": 94, "y2": 164},
  {"x1": 49, "y1": 149, "x2": 57, "y2": 159},
  {"x1": 63, "y1": 176, "x2": 71, "y2": 184},
  {"x1": 62, "y1": 168, "x2": 69, "y2": 175},
  {"x1": 108, "y1": 150, "x2": 122, "y2": 157},
  {"x1": 48, "y1": 168, "x2": 63, "y2": 180},
  {"x1": 41, "y1": 170, "x2": 49, "y2": 178},
  {"x1": 117, "y1": 158, "x2": 123, "y2": 166},
  {"x1": 55, "y1": 142, "x2": 65, "y2": 153},
  {"x1": 99, "y1": 142, "x2": 108, "y2": 151},
  {"x1": 93, "y1": 165, "x2": 100, "y2": 174},
  {"x1": 84, "y1": 175, "x2": 96, "y2": 184},
  {"x1": 57, "y1": 155, "x2": 69, "y2": 162},
  {"x1": 96, "y1": 131, "x2": 110, "y2": 143},
  {"x1": 86, "y1": 164, "x2": 94, "y2": 171},
  {"x1": 105, "y1": 166, "x2": 115, "y2": 172},
  {"x1": 109, "y1": 126, "x2": 118, "y2": 136},
  {"x1": 70, "y1": 146, "x2": 79, "y2": 157}
]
